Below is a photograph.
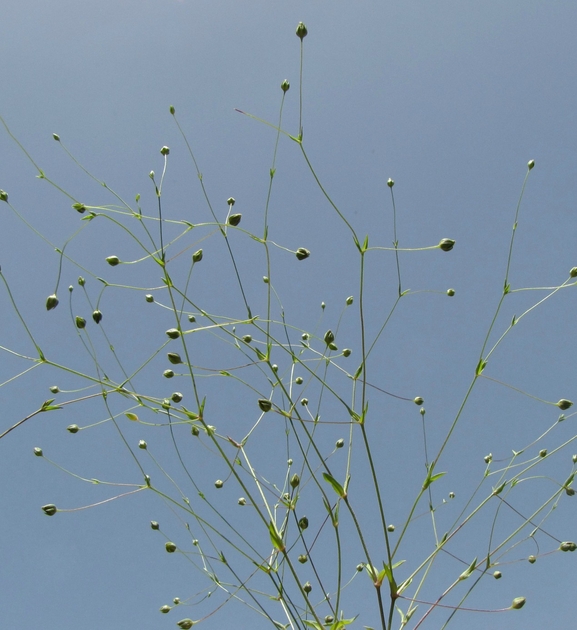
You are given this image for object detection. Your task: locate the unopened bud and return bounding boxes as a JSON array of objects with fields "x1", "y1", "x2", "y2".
[
  {"x1": 565, "y1": 487, "x2": 575, "y2": 496},
  {"x1": 493, "y1": 570, "x2": 502, "y2": 579},
  {"x1": 167, "y1": 353, "x2": 182, "y2": 365},
  {"x1": 106, "y1": 255, "x2": 120, "y2": 266},
  {"x1": 160, "y1": 146, "x2": 170, "y2": 156},
  {"x1": 92, "y1": 310, "x2": 103, "y2": 324},
  {"x1": 539, "y1": 449, "x2": 547, "y2": 457},
  {"x1": 150, "y1": 521, "x2": 160, "y2": 530},
  {"x1": 0, "y1": 190, "x2": 8, "y2": 202},
  {"x1": 177, "y1": 620, "x2": 194, "y2": 630},
  {"x1": 303, "y1": 581, "x2": 312, "y2": 593},
  {"x1": 75, "y1": 316, "x2": 86, "y2": 329},
  {"x1": 560, "y1": 541, "x2": 577, "y2": 552},
  {"x1": 342, "y1": 348, "x2": 352, "y2": 357},
  {"x1": 336, "y1": 438, "x2": 344, "y2": 448},
  {"x1": 281, "y1": 79, "x2": 290, "y2": 92},
  {"x1": 192, "y1": 249, "x2": 203, "y2": 263},
  {"x1": 528, "y1": 555, "x2": 536, "y2": 564},
  {"x1": 78, "y1": 276, "x2": 85, "y2": 286},
  {"x1": 298, "y1": 554, "x2": 308, "y2": 563},
  {"x1": 511, "y1": 597, "x2": 526, "y2": 610},
  {"x1": 414, "y1": 397, "x2": 424, "y2": 405},
  {"x1": 138, "y1": 440, "x2": 147, "y2": 449},
  {"x1": 527, "y1": 160, "x2": 535, "y2": 170},
  {"x1": 171, "y1": 392, "x2": 183, "y2": 403},
  {"x1": 295, "y1": 376, "x2": 303, "y2": 384},
  {"x1": 53, "y1": 133, "x2": 60, "y2": 142},
  {"x1": 42, "y1": 504, "x2": 57, "y2": 516},
  {"x1": 227, "y1": 213, "x2": 242, "y2": 226},
  {"x1": 67, "y1": 424, "x2": 79, "y2": 434},
  {"x1": 301, "y1": 398, "x2": 308, "y2": 406},
  {"x1": 296, "y1": 22, "x2": 308, "y2": 40},
  {"x1": 145, "y1": 294, "x2": 154, "y2": 302},
  {"x1": 227, "y1": 197, "x2": 235, "y2": 206},
  {"x1": 191, "y1": 425, "x2": 199, "y2": 436},
  {"x1": 188, "y1": 315, "x2": 196, "y2": 322},
  {"x1": 242, "y1": 335, "x2": 252, "y2": 343},
  {"x1": 346, "y1": 296, "x2": 354, "y2": 305},
  {"x1": 484, "y1": 453, "x2": 493, "y2": 464},
  {"x1": 447, "y1": 288, "x2": 455, "y2": 296},
  {"x1": 238, "y1": 497, "x2": 246, "y2": 505},
  {"x1": 387, "y1": 524, "x2": 395, "y2": 532},
  {"x1": 165, "y1": 542, "x2": 177, "y2": 553},
  {"x1": 296, "y1": 247, "x2": 310, "y2": 261},
  {"x1": 290, "y1": 474, "x2": 300, "y2": 488},
  {"x1": 160, "y1": 605, "x2": 171, "y2": 614},
  {"x1": 166, "y1": 328, "x2": 180, "y2": 339},
  {"x1": 72, "y1": 202, "x2": 86, "y2": 213},
  {"x1": 298, "y1": 516, "x2": 309, "y2": 530},
  {"x1": 50, "y1": 386, "x2": 59, "y2": 393},
  {"x1": 34, "y1": 447, "x2": 43, "y2": 457},
  {"x1": 215, "y1": 479, "x2": 223, "y2": 489},
  {"x1": 570, "y1": 267, "x2": 577, "y2": 278},
  {"x1": 163, "y1": 370, "x2": 174, "y2": 378},
  {"x1": 324, "y1": 330, "x2": 335, "y2": 345}
]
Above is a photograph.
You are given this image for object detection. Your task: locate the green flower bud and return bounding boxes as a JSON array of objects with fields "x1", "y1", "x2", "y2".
[
  {"x1": 528, "y1": 555, "x2": 536, "y2": 564},
  {"x1": 346, "y1": 296, "x2": 354, "y2": 305},
  {"x1": 539, "y1": 449, "x2": 547, "y2": 457},
  {"x1": 272, "y1": 364, "x2": 278, "y2": 372},
  {"x1": 50, "y1": 386, "x2": 59, "y2": 394},
  {"x1": 145, "y1": 294, "x2": 154, "y2": 303},
  {"x1": 215, "y1": 480, "x2": 223, "y2": 489},
  {"x1": 238, "y1": 497, "x2": 246, "y2": 505},
  {"x1": 296, "y1": 247, "x2": 310, "y2": 261},
  {"x1": 150, "y1": 521, "x2": 160, "y2": 530},
  {"x1": 484, "y1": 453, "x2": 492, "y2": 464},
  {"x1": 298, "y1": 554, "x2": 308, "y2": 564},
  {"x1": 188, "y1": 315, "x2": 196, "y2": 322},
  {"x1": 173, "y1": 597, "x2": 180, "y2": 605},
  {"x1": 165, "y1": 542, "x2": 177, "y2": 553},
  {"x1": 527, "y1": 160, "x2": 535, "y2": 170},
  {"x1": 166, "y1": 328, "x2": 180, "y2": 339},
  {"x1": 171, "y1": 392, "x2": 183, "y2": 403},
  {"x1": 191, "y1": 426, "x2": 199, "y2": 436},
  {"x1": 303, "y1": 581, "x2": 312, "y2": 593},
  {"x1": 149, "y1": 171, "x2": 155, "y2": 179},
  {"x1": 573, "y1": 454, "x2": 577, "y2": 463},
  {"x1": 420, "y1": 407, "x2": 425, "y2": 415},
  {"x1": 325, "y1": 616, "x2": 334, "y2": 624},
  {"x1": 387, "y1": 178, "x2": 394, "y2": 188},
  {"x1": 296, "y1": 22, "x2": 308, "y2": 39},
  {"x1": 565, "y1": 487, "x2": 575, "y2": 496},
  {"x1": 258, "y1": 399, "x2": 272, "y2": 412},
  {"x1": 387, "y1": 524, "x2": 395, "y2": 532},
  {"x1": 75, "y1": 316, "x2": 86, "y2": 329},
  {"x1": 34, "y1": 447, "x2": 43, "y2": 457},
  {"x1": 438, "y1": 238, "x2": 455, "y2": 252},
  {"x1": 356, "y1": 563, "x2": 364, "y2": 572},
  {"x1": 298, "y1": 516, "x2": 309, "y2": 530},
  {"x1": 46, "y1": 294, "x2": 59, "y2": 311},
  {"x1": 192, "y1": 249, "x2": 203, "y2": 263},
  {"x1": 302, "y1": 333, "x2": 309, "y2": 340},
  {"x1": 227, "y1": 213, "x2": 242, "y2": 226},
  {"x1": 78, "y1": 276, "x2": 85, "y2": 286},
  {"x1": 177, "y1": 620, "x2": 194, "y2": 629},
  {"x1": 493, "y1": 570, "x2": 502, "y2": 579},
  {"x1": 449, "y1": 492, "x2": 455, "y2": 499},
  {"x1": 241, "y1": 335, "x2": 252, "y2": 344},
  {"x1": 227, "y1": 197, "x2": 235, "y2": 206},
  {"x1": 290, "y1": 474, "x2": 300, "y2": 488},
  {"x1": 447, "y1": 288, "x2": 455, "y2": 296},
  {"x1": 511, "y1": 597, "x2": 526, "y2": 610},
  {"x1": 570, "y1": 267, "x2": 577, "y2": 278},
  {"x1": 336, "y1": 438, "x2": 344, "y2": 448},
  {"x1": 72, "y1": 202, "x2": 86, "y2": 213},
  {"x1": 67, "y1": 424, "x2": 79, "y2": 433},
  {"x1": 557, "y1": 399, "x2": 573, "y2": 411},
  {"x1": 324, "y1": 330, "x2": 335, "y2": 345},
  {"x1": 160, "y1": 146, "x2": 170, "y2": 156},
  {"x1": 301, "y1": 398, "x2": 308, "y2": 406},
  {"x1": 162, "y1": 399, "x2": 171, "y2": 410},
  {"x1": 167, "y1": 353, "x2": 183, "y2": 365},
  {"x1": 42, "y1": 504, "x2": 57, "y2": 516},
  {"x1": 281, "y1": 79, "x2": 290, "y2": 92},
  {"x1": 414, "y1": 397, "x2": 424, "y2": 405},
  {"x1": 560, "y1": 541, "x2": 577, "y2": 552},
  {"x1": 0, "y1": 189, "x2": 8, "y2": 202},
  {"x1": 263, "y1": 276, "x2": 269, "y2": 284},
  {"x1": 106, "y1": 255, "x2": 120, "y2": 266},
  {"x1": 52, "y1": 133, "x2": 60, "y2": 141},
  {"x1": 342, "y1": 348, "x2": 352, "y2": 357},
  {"x1": 163, "y1": 370, "x2": 174, "y2": 378},
  {"x1": 69, "y1": 285, "x2": 74, "y2": 293},
  {"x1": 92, "y1": 310, "x2": 103, "y2": 324},
  {"x1": 295, "y1": 376, "x2": 303, "y2": 384},
  {"x1": 160, "y1": 605, "x2": 171, "y2": 614}
]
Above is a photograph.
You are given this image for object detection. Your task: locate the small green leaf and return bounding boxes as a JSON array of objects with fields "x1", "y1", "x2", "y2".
[
  {"x1": 322, "y1": 472, "x2": 346, "y2": 498},
  {"x1": 268, "y1": 521, "x2": 285, "y2": 552},
  {"x1": 125, "y1": 412, "x2": 139, "y2": 422},
  {"x1": 459, "y1": 557, "x2": 477, "y2": 580},
  {"x1": 476, "y1": 358, "x2": 487, "y2": 375}
]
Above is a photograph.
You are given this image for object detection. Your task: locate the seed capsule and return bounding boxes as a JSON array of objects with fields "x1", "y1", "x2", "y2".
[
  {"x1": 227, "y1": 197, "x2": 235, "y2": 206},
  {"x1": 511, "y1": 597, "x2": 526, "y2": 609},
  {"x1": 324, "y1": 330, "x2": 335, "y2": 345},
  {"x1": 227, "y1": 213, "x2": 242, "y2": 226},
  {"x1": 166, "y1": 328, "x2": 180, "y2": 339},
  {"x1": 192, "y1": 249, "x2": 203, "y2": 263},
  {"x1": 560, "y1": 541, "x2": 577, "y2": 552},
  {"x1": 138, "y1": 440, "x2": 147, "y2": 449},
  {"x1": 0, "y1": 190, "x2": 8, "y2": 202},
  {"x1": 42, "y1": 504, "x2": 57, "y2": 516},
  {"x1": 75, "y1": 316, "x2": 86, "y2": 329},
  {"x1": 150, "y1": 521, "x2": 160, "y2": 530},
  {"x1": 145, "y1": 294, "x2": 154, "y2": 303},
  {"x1": 165, "y1": 542, "x2": 177, "y2": 553},
  {"x1": 528, "y1": 555, "x2": 536, "y2": 563},
  {"x1": 167, "y1": 353, "x2": 183, "y2": 365},
  {"x1": 46, "y1": 294, "x2": 59, "y2": 311},
  {"x1": 493, "y1": 570, "x2": 502, "y2": 579},
  {"x1": 296, "y1": 247, "x2": 310, "y2": 261},
  {"x1": 258, "y1": 399, "x2": 272, "y2": 412},
  {"x1": 50, "y1": 386, "x2": 59, "y2": 393},
  {"x1": 160, "y1": 146, "x2": 170, "y2": 156},
  {"x1": 177, "y1": 620, "x2": 194, "y2": 629},
  {"x1": 159, "y1": 605, "x2": 171, "y2": 614},
  {"x1": 342, "y1": 348, "x2": 352, "y2": 357},
  {"x1": 72, "y1": 202, "x2": 86, "y2": 213},
  {"x1": 336, "y1": 438, "x2": 344, "y2": 448},
  {"x1": 34, "y1": 447, "x2": 43, "y2": 457},
  {"x1": 106, "y1": 256, "x2": 120, "y2": 266},
  {"x1": 303, "y1": 582, "x2": 312, "y2": 593},
  {"x1": 92, "y1": 310, "x2": 103, "y2": 324},
  {"x1": 527, "y1": 160, "x2": 535, "y2": 170},
  {"x1": 447, "y1": 288, "x2": 455, "y2": 296},
  {"x1": 281, "y1": 79, "x2": 290, "y2": 92},
  {"x1": 414, "y1": 397, "x2": 424, "y2": 405},
  {"x1": 163, "y1": 370, "x2": 174, "y2": 378},
  {"x1": 438, "y1": 238, "x2": 455, "y2": 252},
  {"x1": 238, "y1": 497, "x2": 246, "y2": 505},
  {"x1": 298, "y1": 554, "x2": 307, "y2": 563},
  {"x1": 298, "y1": 516, "x2": 309, "y2": 530},
  {"x1": 295, "y1": 376, "x2": 303, "y2": 384},
  {"x1": 171, "y1": 392, "x2": 183, "y2": 403},
  {"x1": 290, "y1": 474, "x2": 300, "y2": 488},
  {"x1": 67, "y1": 424, "x2": 79, "y2": 434},
  {"x1": 557, "y1": 399, "x2": 573, "y2": 411},
  {"x1": 570, "y1": 267, "x2": 577, "y2": 278},
  {"x1": 215, "y1": 480, "x2": 224, "y2": 489}
]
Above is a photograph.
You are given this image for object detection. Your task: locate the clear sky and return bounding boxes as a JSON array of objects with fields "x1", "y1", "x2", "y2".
[{"x1": 1, "y1": 2, "x2": 577, "y2": 629}]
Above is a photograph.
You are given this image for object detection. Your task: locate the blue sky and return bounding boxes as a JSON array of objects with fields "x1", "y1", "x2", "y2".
[{"x1": 1, "y1": 2, "x2": 577, "y2": 629}]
